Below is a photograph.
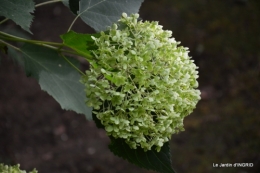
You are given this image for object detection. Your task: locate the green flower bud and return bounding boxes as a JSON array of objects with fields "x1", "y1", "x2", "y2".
[{"x1": 82, "y1": 13, "x2": 201, "y2": 152}]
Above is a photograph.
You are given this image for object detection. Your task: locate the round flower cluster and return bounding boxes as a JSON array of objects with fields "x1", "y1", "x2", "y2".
[{"x1": 82, "y1": 13, "x2": 201, "y2": 152}]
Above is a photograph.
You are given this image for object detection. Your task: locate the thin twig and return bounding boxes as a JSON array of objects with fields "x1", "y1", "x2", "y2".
[
  {"x1": 0, "y1": 39, "x2": 20, "y2": 51},
  {"x1": 0, "y1": 18, "x2": 9, "y2": 25},
  {"x1": 67, "y1": 15, "x2": 80, "y2": 32},
  {"x1": 35, "y1": 0, "x2": 62, "y2": 8},
  {"x1": 60, "y1": 54, "x2": 85, "y2": 75},
  {"x1": 0, "y1": 31, "x2": 63, "y2": 46}
]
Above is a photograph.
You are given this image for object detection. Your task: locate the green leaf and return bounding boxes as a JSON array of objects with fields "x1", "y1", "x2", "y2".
[
  {"x1": 109, "y1": 138, "x2": 176, "y2": 173},
  {"x1": 62, "y1": 0, "x2": 79, "y2": 15},
  {"x1": 78, "y1": 0, "x2": 144, "y2": 31},
  {"x1": 62, "y1": 0, "x2": 69, "y2": 7},
  {"x1": 7, "y1": 46, "x2": 25, "y2": 67},
  {"x1": 61, "y1": 30, "x2": 98, "y2": 58},
  {"x1": 0, "y1": 0, "x2": 35, "y2": 34},
  {"x1": 0, "y1": 43, "x2": 7, "y2": 64},
  {"x1": 0, "y1": 42, "x2": 7, "y2": 54},
  {"x1": 20, "y1": 43, "x2": 92, "y2": 119},
  {"x1": 92, "y1": 112, "x2": 104, "y2": 129},
  {"x1": 1, "y1": 26, "x2": 31, "y2": 66},
  {"x1": 92, "y1": 113, "x2": 176, "y2": 173},
  {"x1": 69, "y1": 0, "x2": 80, "y2": 15}
]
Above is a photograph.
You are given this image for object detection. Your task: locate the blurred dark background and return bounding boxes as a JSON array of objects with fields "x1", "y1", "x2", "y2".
[{"x1": 0, "y1": 0, "x2": 259, "y2": 173}]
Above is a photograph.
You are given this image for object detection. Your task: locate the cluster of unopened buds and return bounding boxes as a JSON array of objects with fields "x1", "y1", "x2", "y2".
[{"x1": 81, "y1": 13, "x2": 201, "y2": 152}]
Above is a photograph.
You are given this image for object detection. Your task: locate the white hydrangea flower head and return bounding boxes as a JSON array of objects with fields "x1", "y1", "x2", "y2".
[
  {"x1": 82, "y1": 13, "x2": 201, "y2": 152},
  {"x1": 0, "y1": 164, "x2": 37, "y2": 173}
]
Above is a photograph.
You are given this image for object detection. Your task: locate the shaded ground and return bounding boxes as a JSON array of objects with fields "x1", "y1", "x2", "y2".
[{"x1": 1, "y1": 0, "x2": 260, "y2": 173}]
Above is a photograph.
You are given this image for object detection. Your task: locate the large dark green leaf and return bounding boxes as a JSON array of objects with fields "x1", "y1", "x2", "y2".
[
  {"x1": 7, "y1": 46, "x2": 25, "y2": 67},
  {"x1": 0, "y1": 0, "x2": 34, "y2": 34},
  {"x1": 93, "y1": 113, "x2": 175, "y2": 173},
  {"x1": 1, "y1": 26, "x2": 31, "y2": 67},
  {"x1": 0, "y1": 42, "x2": 7, "y2": 54},
  {"x1": 62, "y1": 0, "x2": 69, "y2": 7},
  {"x1": 20, "y1": 43, "x2": 92, "y2": 119},
  {"x1": 69, "y1": 0, "x2": 80, "y2": 15},
  {"x1": 109, "y1": 138, "x2": 176, "y2": 173},
  {"x1": 62, "y1": 0, "x2": 79, "y2": 15},
  {"x1": 0, "y1": 42, "x2": 7, "y2": 65},
  {"x1": 77, "y1": 0, "x2": 144, "y2": 31}
]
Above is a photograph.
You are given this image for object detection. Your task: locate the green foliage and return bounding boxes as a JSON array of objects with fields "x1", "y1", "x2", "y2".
[
  {"x1": 60, "y1": 30, "x2": 96, "y2": 58},
  {"x1": 1, "y1": 27, "x2": 31, "y2": 67},
  {"x1": 0, "y1": 42, "x2": 7, "y2": 54},
  {"x1": 21, "y1": 43, "x2": 92, "y2": 119},
  {"x1": 0, "y1": 0, "x2": 34, "y2": 33},
  {"x1": 109, "y1": 138, "x2": 175, "y2": 173},
  {"x1": 77, "y1": 0, "x2": 144, "y2": 31},
  {"x1": 62, "y1": 0, "x2": 69, "y2": 7},
  {"x1": 0, "y1": 164, "x2": 37, "y2": 173},
  {"x1": 93, "y1": 113, "x2": 176, "y2": 173},
  {"x1": 7, "y1": 46, "x2": 25, "y2": 67},
  {"x1": 68, "y1": 0, "x2": 80, "y2": 15}
]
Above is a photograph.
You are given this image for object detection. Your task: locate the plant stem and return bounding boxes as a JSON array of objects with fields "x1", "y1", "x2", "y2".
[
  {"x1": 41, "y1": 44, "x2": 82, "y2": 57},
  {"x1": 0, "y1": 31, "x2": 63, "y2": 46},
  {"x1": 67, "y1": 16, "x2": 80, "y2": 32},
  {"x1": 0, "y1": 39, "x2": 20, "y2": 51},
  {"x1": 0, "y1": 18, "x2": 9, "y2": 25},
  {"x1": 60, "y1": 54, "x2": 85, "y2": 75},
  {"x1": 0, "y1": 34, "x2": 83, "y2": 57},
  {"x1": 1, "y1": 39, "x2": 86, "y2": 75},
  {"x1": 35, "y1": 0, "x2": 62, "y2": 8}
]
